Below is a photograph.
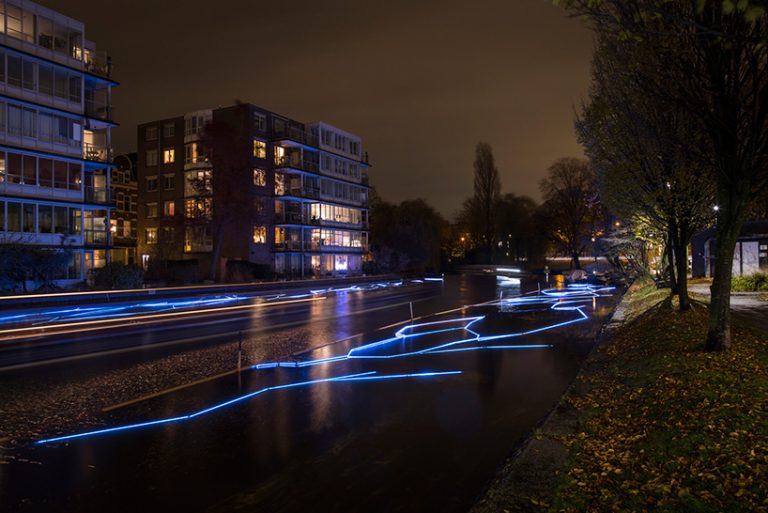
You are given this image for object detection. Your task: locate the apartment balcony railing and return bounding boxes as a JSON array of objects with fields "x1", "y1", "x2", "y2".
[
  {"x1": 83, "y1": 229, "x2": 110, "y2": 246},
  {"x1": 274, "y1": 156, "x2": 319, "y2": 174},
  {"x1": 84, "y1": 50, "x2": 112, "y2": 78},
  {"x1": 85, "y1": 101, "x2": 114, "y2": 122},
  {"x1": 84, "y1": 186, "x2": 111, "y2": 204},
  {"x1": 273, "y1": 241, "x2": 368, "y2": 252},
  {"x1": 83, "y1": 143, "x2": 112, "y2": 162},
  {"x1": 272, "y1": 126, "x2": 319, "y2": 147},
  {"x1": 274, "y1": 211, "x2": 304, "y2": 224},
  {"x1": 275, "y1": 186, "x2": 320, "y2": 199}
]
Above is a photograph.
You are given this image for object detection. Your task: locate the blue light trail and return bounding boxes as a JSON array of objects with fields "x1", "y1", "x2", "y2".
[{"x1": 35, "y1": 370, "x2": 462, "y2": 445}]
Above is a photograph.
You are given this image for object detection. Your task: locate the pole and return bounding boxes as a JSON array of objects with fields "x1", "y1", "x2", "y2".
[
  {"x1": 409, "y1": 301, "x2": 414, "y2": 323},
  {"x1": 237, "y1": 331, "x2": 243, "y2": 372}
]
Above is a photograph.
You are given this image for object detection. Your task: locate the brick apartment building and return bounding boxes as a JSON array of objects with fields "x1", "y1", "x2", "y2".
[{"x1": 136, "y1": 103, "x2": 369, "y2": 280}]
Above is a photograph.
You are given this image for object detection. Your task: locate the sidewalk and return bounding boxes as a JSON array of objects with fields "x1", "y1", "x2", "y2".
[{"x1": 690, "y1": 282, "x2": 768, "y2": 335}]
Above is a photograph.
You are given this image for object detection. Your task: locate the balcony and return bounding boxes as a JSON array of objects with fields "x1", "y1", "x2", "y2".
[
  {"x1": 83, "y1": 143, "x2": 112, "y2": 162},
  {"x1": 84, "y1": 186, "x2": 111, "y2": 204},
  {"x1": 83, "y1": 229, "x2": 110, "y2": 246},
  {"x1": 274, "y1": 211, "x2": 305, "y2": 224},
  {"x1": 275, "y1": 186, "x2": 320, "y2": 200},
  {"x1": 272, "y1": 126, "x2": 319, "y2": 148},
  {"x1": 273, "y1": 241, "x2": 368, "y2": 253},
  {"x1": 85, "y1": 101, "x2": 114, "y2": 122},
  {"x1": 84, "y1": 49, "x2": 112, "y2": 78},
  {"x1": 274, "y1": 156, "x2": 319, "y2": 174}
]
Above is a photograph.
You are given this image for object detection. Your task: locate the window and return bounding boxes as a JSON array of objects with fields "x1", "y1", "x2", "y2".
[
  {"x1": 184, "y1": 198, "x2": 212, "y2": 219},
  {"x1": 123, "y1": 220, "x2": 131, "y2": 238},
  {"x1": 39, "y1": 65, "x2": 53, "y2": 96},
  {"x1": 38, "y1": 205, "x2": 53, "y2": 233},
  {"x1": 253, "y1": 225, "x2": 267, "y2": 244},
  {"x1": 0, "y1": 201, "x2": 4, "y2": 231},
  {"x1": 38, "y1": 17, "x2": 54, "y2": 49},
  {"x1": 22, "y1": 203, "x2": 35, "y2": 232},
  {"x1": 145, "y1": 126, "x2": 158, "y2": 141},
  {"x1": 7, "y1": 55, "x2": 21, "y2": 87},
  {"x1": 146, "y1": 202, "x2": 158, "y2": 218},
  {"x1": 163, "y1": 148, "x2": 175, "y2": 164},
  {"x1": 161, "y1": 226, "x2": 175, "y2": 242},
  {"x1": 22, "y1": 59, "x2": 34, "y2": 90},
  {"x1": 146, "y1": 177, "x2": 158, "y2": 192},
  {"x1": 163, "y1": 200, "x2": 175, "y2": 216},
  {"x1": 163, "y1": 123, "x2": 175, "y2": 138},
  {"x1": 124, "y1": 196, "x2": 132, "y2": 213},
  {"x1": 185, "y1": 170, "x2": 212, "y2": 195},
  {"x1": 8, "y1": 105, "x2": 21, "y2": 135},
  {"x1": 146, "y1": 149, "x2": 158, "y2": 167},
  {"x1": 145, "y1": 228, "x2": 157, "y2": 244},
  {"x1": 254, "y1": 197, "x2": 266, "y2": 214},
  {"x1": 22, "y1": 108, "x2": 35, "y2": 137},
  {"x1": 253, "y1": 139, "x2": 266, "y2": 159},
  {"x1": 253, "y1": 168, "x2": 267, "y2": 187},
  {"x1": 163, "y1": 174, "x2": 175, "y2": 190},
  {"x1": 7, "y1": 202, "x2": 21, "y2": 231},
  {"x1": 253, "y1": 113, "x2": 267, "y2": 132},
  {"x1": 22, "y1": 154, "x2": 36, "y2": 185}
]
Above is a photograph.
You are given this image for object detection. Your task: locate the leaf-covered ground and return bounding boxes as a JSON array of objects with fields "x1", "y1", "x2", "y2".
[{"x1": 552, "y1": 281, "x2": 768, "y2": 512}]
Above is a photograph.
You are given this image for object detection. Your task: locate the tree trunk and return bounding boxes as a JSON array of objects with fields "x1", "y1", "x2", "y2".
[
  {"x1": 671, "y1": 225, "x2": 690, "y2": 311},
  {"x1": 208, "y1": 227, "x2": 225, "y2": 282},
  {"x1": 706, "y1": 207, "x2": 744, "y2": 351},
  {"x1": 572, "y1": 251, "x2": 581, "y2": 270},
  {"x1": 666, "y1": 231, "x2": 678, "y2": 295}
]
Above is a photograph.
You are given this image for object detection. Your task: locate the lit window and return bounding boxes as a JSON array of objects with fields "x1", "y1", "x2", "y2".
[
  {"x1": 163, "y1": 148, "x2": 175, "y2": 164},
  {"x1": 253, "y1": 225, "x2": 267, "y2": 244},
  {"x1": 253, "y1": 168, "x2": 266, "y2": 187},
  {"x1": 185, "y1": 198, "x2": 212, "y2": 219},
  {"x1": 253, "y1": 139, "x2": 266, "y2": 159},
  {"x1": 163, "y1": 200, "x2": 175, "y2": 216},
  {"x1": 145, "y1": 227, "x2": 157, "y2": 244}
]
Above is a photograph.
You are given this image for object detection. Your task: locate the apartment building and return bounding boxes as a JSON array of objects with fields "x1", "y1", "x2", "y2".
[
  {"x1": 0, "y1": 0, "x2": 115, "y2": 284},
  {"x1": 111, "y1": 152, "x2": 137, "y2": 265},
  {"x1": 137, "y1": 103, "x2": 369, "y2": 280}
]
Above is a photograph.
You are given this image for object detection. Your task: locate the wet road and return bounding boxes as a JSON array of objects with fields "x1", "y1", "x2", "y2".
[{"x1": 0, "y1": 275, "x2": 620, "y2": 513}]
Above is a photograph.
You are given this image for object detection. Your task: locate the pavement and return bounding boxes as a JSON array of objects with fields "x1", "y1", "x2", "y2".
[{"x1": 689, "y1": 282, "x2": 768, "y2": 335}]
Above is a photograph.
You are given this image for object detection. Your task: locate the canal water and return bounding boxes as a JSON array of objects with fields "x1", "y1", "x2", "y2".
[{"x1": 0, "y1": 274, "x2": 620, "y2": 513}]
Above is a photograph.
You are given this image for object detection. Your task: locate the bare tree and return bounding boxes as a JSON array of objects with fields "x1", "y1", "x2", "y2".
[
  {"x1": 466, "y1": 142, "x2": 501, "y2": 263},
  {"x1": 561, "y1": 0, "x2": 768, "y2": 350},
  {"x1": 540, "y1": 158, "x2": 602, "y2": 269}
]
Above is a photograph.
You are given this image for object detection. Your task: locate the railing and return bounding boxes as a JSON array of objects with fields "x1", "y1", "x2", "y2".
[
  {"x1": 275, "y1": 186, "x2": 320, "y2": 199},
  {"x1": 83, "y1": 143, "x2": 112, "y2": 162},
  {"x1": 274, "y1": 211, "x2": 305, "y2": 224},
  {"x1": 84, "y1": 50, "x2": 111, "y2": 78},
  {"x1": 273, "y1": 241, "x2": 368, "y2": 252},
  {"x1": 85, "y1": 101, "x2": 114, "y2": 122},
  {"x1": 85, "y1": 186, "x2": 111, "y2": 204},
  {"x1": 272, "y1": 126, "x2": 319, "y2": 147},
  {"x1": 274, "y1": 156, "x2": 319, "y2": 173},
  {"x1": 83, "y1": 229, "x2": 110, "y2": 246}
]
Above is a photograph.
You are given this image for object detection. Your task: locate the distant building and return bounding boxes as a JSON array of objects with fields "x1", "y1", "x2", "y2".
[
  {"x1": 111, "y1": 153, "x2": 137, "y2": 265},
  {"x1": 136, "y1": 103, "x2": 370, "y2": 280},
  {"x1": 691, "y1": 220, "x2": 768, "y2": 277},
  {"x1": 0, "y1": 0, "x2": 115, "y2": 284}
]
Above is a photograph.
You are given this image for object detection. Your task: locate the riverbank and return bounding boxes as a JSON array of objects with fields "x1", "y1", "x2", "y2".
[{"x1": 473, "y1": 278, "x2": 768, "y2": 512}]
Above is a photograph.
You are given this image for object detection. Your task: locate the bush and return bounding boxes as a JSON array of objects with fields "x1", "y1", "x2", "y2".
[
  {"x1": 731, "y1": 272, "x2": 768, "y2": 292},
  {"x1": 226, "y1": 260, "x2": 272, "y2": 282},
  {"x1": 93, "y1": 263, "x2": 144, "y2": 290}
]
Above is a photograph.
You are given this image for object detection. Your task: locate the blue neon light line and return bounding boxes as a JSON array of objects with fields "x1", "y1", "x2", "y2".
[{"x1": 35, "y1": 370, "x2": 462, "y2": 445}]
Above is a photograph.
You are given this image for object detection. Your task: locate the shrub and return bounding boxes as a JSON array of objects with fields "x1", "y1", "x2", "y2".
[
  {"x1": 93, "y1": 263, "x2": 144, "y2": 290},
  {"x1": 731, "y1": 272, "x2": 768, "y2": 292}
]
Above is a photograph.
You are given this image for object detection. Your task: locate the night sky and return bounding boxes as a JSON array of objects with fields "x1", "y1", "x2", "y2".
[{"x1": 53, "y1": 0, "x2": 593, "y2": 216}]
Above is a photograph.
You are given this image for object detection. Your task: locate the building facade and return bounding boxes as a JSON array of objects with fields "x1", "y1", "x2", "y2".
[
  {"x1": 111, "y1": 152, "x2": 137, "y2": 265},
  {"x1": 137, "y1": 103, "x2": 369, "y2": 280},
  {"x1": 692, "y1": 220, "x2": 768, "y2": 278},
  {"x1": 0, "y1": 0, "x2": 115, "y2": 285}
]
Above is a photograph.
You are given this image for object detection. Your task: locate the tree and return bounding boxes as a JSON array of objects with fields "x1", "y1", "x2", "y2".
[
  {"x1": 539, "y1": 158, "x2": 602, "y2": 269},
  {"x1": 189, "y1": 104, "x2": 252, "y2": 282},
  {"x1": 560, "y1": 0, "x2": 768, "y2": 350},
  {"x1": 577, "y1": 34, "x2": 715, "y2": 310},
  {"x1": 495, "y1": 193, "x2": 543, "y2": 263},
  {"x1": 465, "y1": 142, "x2": 501, "y2": 263},
  {"x1": 369, "y1": 192, "x2": 447, "y2": 273}
]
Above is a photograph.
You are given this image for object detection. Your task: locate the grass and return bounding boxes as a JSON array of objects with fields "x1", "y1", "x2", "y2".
[
  {"x1": 732, "y1": 273, "x2": 768, "y2": 292},
  {"x1": 550, "y1": 279, "x2": 768, "y2": 512}
]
